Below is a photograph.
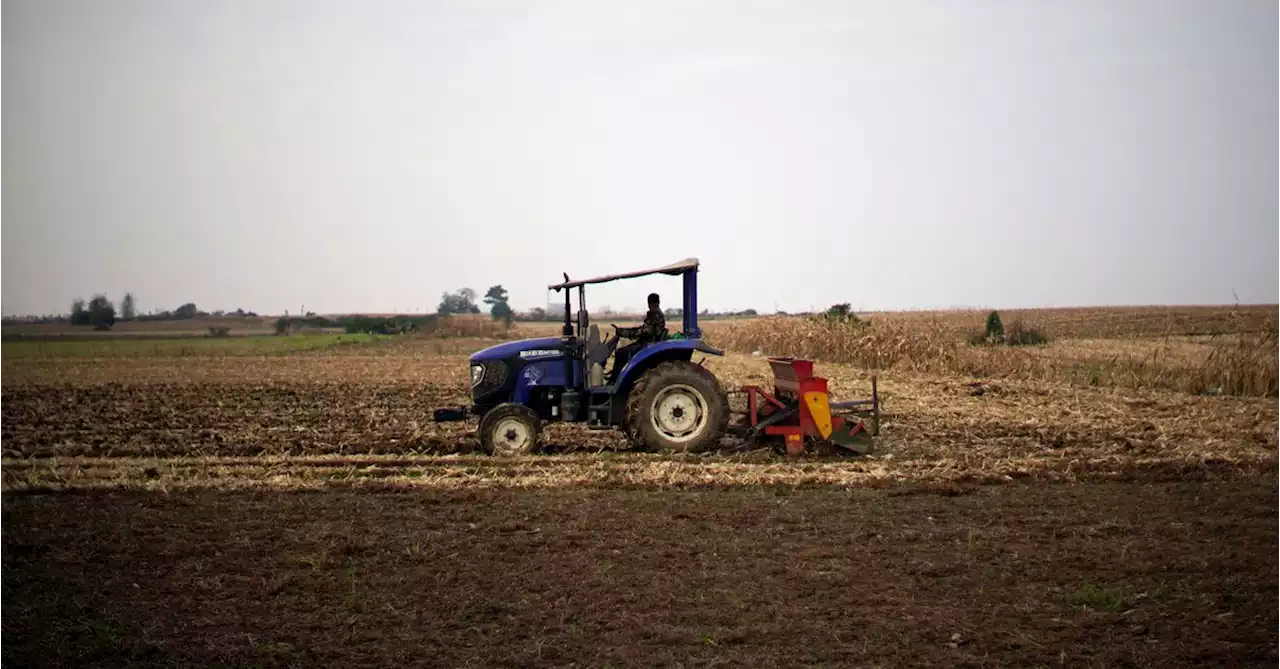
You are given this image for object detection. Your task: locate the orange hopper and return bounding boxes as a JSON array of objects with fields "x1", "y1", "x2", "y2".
[{"x1": 733, "y1": 357, "x2": 879, "y2": 455}]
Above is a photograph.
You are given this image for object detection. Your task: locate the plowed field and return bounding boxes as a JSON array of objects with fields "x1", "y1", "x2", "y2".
[{"x1": 3, "y1": 329, "x2": 1276, "y2": 667}]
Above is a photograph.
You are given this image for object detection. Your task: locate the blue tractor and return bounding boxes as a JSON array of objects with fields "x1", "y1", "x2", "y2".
[{"x1": 433, "y1": 258, "x2": 730, "y2": 455}]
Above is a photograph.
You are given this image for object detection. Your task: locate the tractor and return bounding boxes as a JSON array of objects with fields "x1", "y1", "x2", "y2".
[
  {"x1": 433, "y1": 258, "x2": 880, "y2": 456},
  {"x1": 434, "y1": 258, "x2": 729, "y2": 454}
]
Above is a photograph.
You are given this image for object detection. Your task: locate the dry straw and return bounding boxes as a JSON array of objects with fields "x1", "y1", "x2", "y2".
[{"x1": 712, "y1": 310, "x2": 1278, "y2": 397}]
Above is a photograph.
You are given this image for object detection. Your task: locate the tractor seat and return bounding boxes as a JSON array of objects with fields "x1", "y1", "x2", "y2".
[{"x1": 584, "y1": 324, "x2": 617, "y2": 367}]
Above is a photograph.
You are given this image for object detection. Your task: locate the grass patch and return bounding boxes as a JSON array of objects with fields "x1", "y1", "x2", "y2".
[
  {"x1": 1064, "y1": 584, "x2": 1130, "y2": 612},
  {"x1": 1, "y1": 333, "x2": 385, "y2": 358}
]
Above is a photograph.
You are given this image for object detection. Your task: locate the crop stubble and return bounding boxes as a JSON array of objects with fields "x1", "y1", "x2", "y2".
[
  {"x1": 2, "y1": 315, "x2": 1277, "y2": 668},
  {"x1": 2, "y1": 340, "x2": 1275, "y2": 490}
]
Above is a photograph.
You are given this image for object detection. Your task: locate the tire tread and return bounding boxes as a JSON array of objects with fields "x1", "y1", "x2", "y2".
[{"x1": 624, "y1": 360, "x2": 728, "y2": 453}]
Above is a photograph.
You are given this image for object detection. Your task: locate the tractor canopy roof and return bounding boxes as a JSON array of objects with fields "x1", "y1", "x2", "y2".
[{"x1": 549, "y1": 257, "x2": 699, "y2": 291}]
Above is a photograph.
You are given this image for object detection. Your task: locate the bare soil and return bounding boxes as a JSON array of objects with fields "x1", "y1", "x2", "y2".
[{"x1": 4, "y1": 480, "x2": 1276, "y2": 668}]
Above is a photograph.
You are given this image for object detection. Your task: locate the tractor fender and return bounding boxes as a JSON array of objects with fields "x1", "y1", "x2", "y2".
[{"x1": 615, "y1": 339, "x2": 722, "y2": 395}]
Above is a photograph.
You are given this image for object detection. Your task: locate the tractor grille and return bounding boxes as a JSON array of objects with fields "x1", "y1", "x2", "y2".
[{"x1": 472, "y1": 361, "x2": 508, "y2": 400}]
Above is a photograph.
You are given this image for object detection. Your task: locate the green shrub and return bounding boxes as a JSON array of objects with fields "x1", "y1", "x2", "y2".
[
  {"x1": 340, "y1": 315, "x2": 439, "y2": 335},
  {"x1": 1004, "y1": 320, "x2": 1049, "y2": 346},
  {"x1": 985, "y1": 310, "x2": 1004, "y2": 340},
  {"x1": 818, "y1": 303, "x2": 867, "y2": 328},
  {"x1": 825, "y1": 303, "x2": 853, "y2": 319},
  {"x1": 967, "y1": 313, "x2": 1048, "y2": 347}
]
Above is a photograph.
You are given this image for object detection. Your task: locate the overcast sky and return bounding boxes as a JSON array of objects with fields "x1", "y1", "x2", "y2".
[{"x1": 3, "y1": 0, "x2": 1276, "y2": 316}]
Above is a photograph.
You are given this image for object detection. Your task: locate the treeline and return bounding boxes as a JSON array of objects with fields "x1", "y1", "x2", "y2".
[
  {"x1": 274, "y1": 314, "x2": 440, "y2": 335},
  {"x1": 3, "y1": 293, "x2": 260, "y2": 330},
  {"x1": 12, "y1": 285, "x2": 785, "y2": 332},
  {"x1": 68, "y1": 295, "x2": 120, "y2": 330},
  {"x1": 518, "y1": 307, "x2": 761, "y2": 322},
  {"x1": 665, "y1": 308, "x2": 759, "y2": 320},
  {"x1": 136, "y1": 305, "x2": 260, "y2": 321},
  {"x1": 434, "y1": 286, "x2": 752, "y2": 322}
]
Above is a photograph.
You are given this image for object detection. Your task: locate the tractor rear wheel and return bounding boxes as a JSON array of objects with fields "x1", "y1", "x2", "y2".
[
  {"x1": 626, "y1": 361, "x2": 729, "y2": 453},
  {"x1": 478, "y1": 403, "x2": 542, "y2": 456}
]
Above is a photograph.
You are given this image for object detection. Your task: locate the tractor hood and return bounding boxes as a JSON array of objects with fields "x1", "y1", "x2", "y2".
[{"x1": 469, "y1": 337, "x2": 564, "y2": 363}]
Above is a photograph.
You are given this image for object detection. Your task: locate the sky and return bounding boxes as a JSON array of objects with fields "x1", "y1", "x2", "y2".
[{"x1": 3, "y1": 0, "x2": 1277, "y2": 317}]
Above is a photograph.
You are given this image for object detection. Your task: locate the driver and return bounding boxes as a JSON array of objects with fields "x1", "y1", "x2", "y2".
[{"x1": 610, "y1": 293, "x2": 668, "y2": 380}]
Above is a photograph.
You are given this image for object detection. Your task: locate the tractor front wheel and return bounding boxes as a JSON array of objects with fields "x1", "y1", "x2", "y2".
[
  {"x1": 626, "y1": 361, "x2": 729, "y2": 453},
  {"x1": 478, "y1": 403, "x2": 542, "y2": 456}
]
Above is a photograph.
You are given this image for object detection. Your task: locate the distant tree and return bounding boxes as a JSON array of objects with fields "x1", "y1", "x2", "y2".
[
  {"x1": 484, "y1": 285, "x2": 513, "y2": 324},
  {"x1": 87, "y1": 295, "x2": 116, "y2": 330},
  {"x1": 173, "y1": 303, "x2": 200, "y2": 320},
  {"x1": 438, "y1": 288, "x2": 480, "y2": 315},
  {"x1": 985, "y1": 310, "x2": 1005, "y2": 341},
  {"x1": 819, "y1": 303, "x2": 865, "y2": 327},
  {"x1": 492, "y1": 303, "x2": 513, "y2": 323},
  {"x1": 528, "y1": 307, "x2": 548, "y2": 321},
  {"x1": 825, "y1": 303, "x2": 853, "y2": 319},
  {"x1": 741, "y1": 308, "x2": 758, "y2": 317},
  {"x1": 121, "y1": 292, "x2": 137, "y2": 321},
  {"x1": 70, "y1": 298, "x2": 89, "y2": 326}
]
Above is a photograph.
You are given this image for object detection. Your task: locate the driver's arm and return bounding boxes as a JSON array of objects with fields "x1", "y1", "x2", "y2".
[{"x1": 641, "y1": 309, "x2": 666, "y2": 340}]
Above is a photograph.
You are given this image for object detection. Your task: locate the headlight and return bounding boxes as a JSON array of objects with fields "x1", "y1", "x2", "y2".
[{"x1": 470, "y1": 364, "x2": 484, "y2": 387}]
